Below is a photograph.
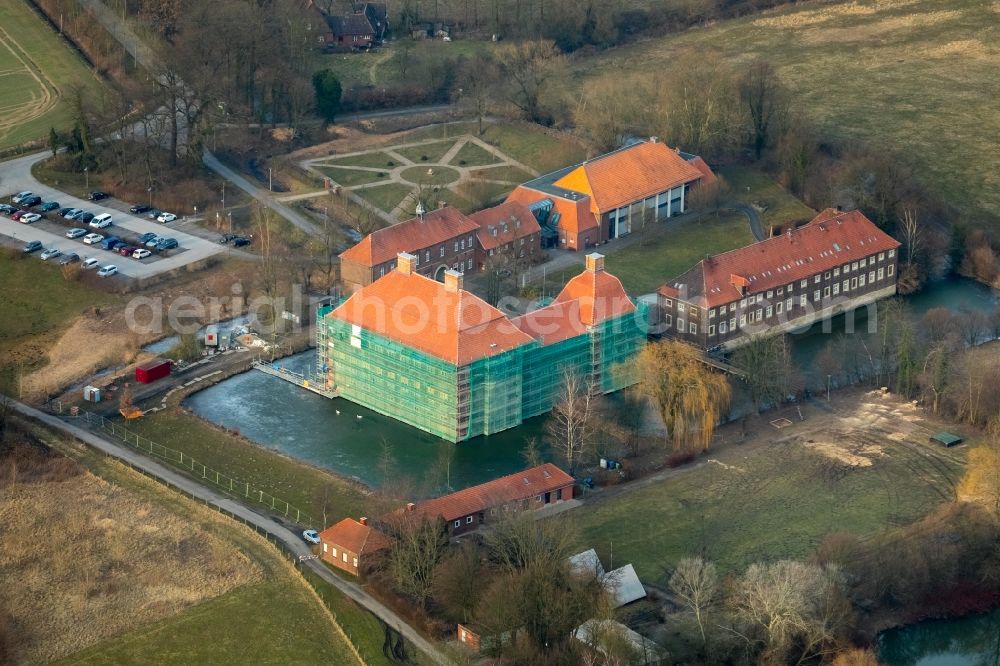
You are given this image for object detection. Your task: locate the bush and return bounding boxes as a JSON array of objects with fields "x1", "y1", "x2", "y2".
[
  {"x1": 167, "y1": 333, "x2": 202, "y2": 362},
  {"x1": 666, "y1": 449, "x2": 697, "y2": 468}
]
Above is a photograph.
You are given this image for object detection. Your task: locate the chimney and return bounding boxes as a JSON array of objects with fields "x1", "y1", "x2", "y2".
[
  {"x1": 359, "y1": 516, "x2": 368, "y2": 526},
  {"x1": 649, "y1": 136, "x2": 659, "y2": 144},
  {"x1": 585, "y1": 252, "x2": 605, "y2": 273},
  {"x1": 397, "y1": 252, "x2": 416, "y2": 275},
  {"x1": 444, "y1": 269, "x2": 463, "y2": 292},
  {"x1": 406, "y1": 502, "x2": 415, "y2": 512}
]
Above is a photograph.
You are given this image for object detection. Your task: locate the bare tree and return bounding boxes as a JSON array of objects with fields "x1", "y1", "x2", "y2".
[
  {"x1": 545, "y1": 368, "x2": 598, "y2": 475},
  {"x1": 738, "y1": 60, "x2": 788, "y2": 160},
  {"x1": 900, "y1": 206, "x2": 923, "y2": 267},
  {"x1": 455, "y1": 53, "x2": 499, "y2": 136},
  {"x1": 495, "y1": 39, "x2": 561, "y2": 124},
  {"x1": 384, "y1": 512, "x2": 449, "y2": 608},
  {"x1": 669, "y1": 557, "x2": 719, "y2": 650},
  {"x1": 732, "y1": 334, "x2": 799, "y2": 412}
]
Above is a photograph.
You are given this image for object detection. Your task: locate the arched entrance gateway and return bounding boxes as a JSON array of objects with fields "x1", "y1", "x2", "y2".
[{"x1": 434, "y1": 265, "x2": 448, "y2": 282}]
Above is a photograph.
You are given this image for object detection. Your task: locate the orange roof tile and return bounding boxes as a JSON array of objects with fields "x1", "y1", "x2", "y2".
[
  {"x1": 658, "y1": 209, "x2": 901, "y2": 309},
  {"x1": 554, "y1": 141, "x2": 705, "y2": 214},
  {"x1": 340, "y1": 207, "x2": 479, "y2": 268},
  {"x1": 553, "y1": 259, "x2": 637, "y2": 326},
  {"x1": 329, "y1": 269, "x2": 535, "y2": 365},
  {"x1": 469, "y1": 201, "x2": 541, "y2": 251},
  {"x1": 409, "y1": 463, "x2": 574, "y2": 522},
  {"x1": 506, "y1": 186, "x2": 598, "y2": 235},
  {"x1": 319, "y1": 518, "x2": 390, "y2": 555},
  {"x1": 687, "y1": 156, "x2": 718, "y2": 185}
]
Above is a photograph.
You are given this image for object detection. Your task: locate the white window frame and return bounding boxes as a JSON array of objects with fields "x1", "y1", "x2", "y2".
[
  {"x1": 466, "y1": 516, "x2": 474, "y2": 524},
  {"x1": 888, "y1": 264, "x2": 895, "y2": 276},
  {"x1": 454, "y1": 520, "x2": 461, "y2": 528},
  {"x1": 690, "y1": 322, "x2": 697, "y2": 334},
  {"x1": 664, "y1": 314, "x2": 672, "y2": 326}
]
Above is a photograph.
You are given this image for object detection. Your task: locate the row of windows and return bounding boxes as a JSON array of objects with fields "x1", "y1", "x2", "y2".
[{"x1": 322, "y1": 543, "x2": 359, "y2": 568}]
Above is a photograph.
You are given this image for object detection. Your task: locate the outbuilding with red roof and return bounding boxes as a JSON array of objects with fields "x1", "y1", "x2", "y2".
[{"x1": 318, "y1": 517, "x2": 390, "y2": 576}]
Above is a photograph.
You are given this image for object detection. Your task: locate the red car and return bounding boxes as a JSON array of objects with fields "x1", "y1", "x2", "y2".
[
  {"x1": 10, "y1": 210, "x2": 26, "y2": 221},
  {"x1": 118, "y1": 245, "x2": 136, "y2": 256}
]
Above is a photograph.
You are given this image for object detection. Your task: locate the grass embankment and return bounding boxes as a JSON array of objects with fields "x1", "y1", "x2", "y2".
[
  {"x1": 0, "y1": 252, "x2": 113, "y2": 394},
  {"x1": 575, "y1": 394, "x2": 968, "y2": 581},
  {"x1": 2, "y1": 422, "x2": 360, "y2": 665},
  {"x1": 0, "y1": 2, "x2": 102, "y2": 150},
  {"x1": 573, "y1": 0, "x2": 1000, "y2": 228},
  {"x1": 721, "y1": 165, "x2": 817, "y2": 229},
  {"x1": 119, "y1": 408, "x2": 368, "y2": 527}
]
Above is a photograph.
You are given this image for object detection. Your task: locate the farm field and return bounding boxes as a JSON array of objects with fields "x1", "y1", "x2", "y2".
[
  {"x1": 571, "y1": 0, "x2": 1000, "y2": 229},
  {"x1": 0, "y1": 2, "x2": 102, "y2": 151},
  {"x1": 574, "y1": 391, "x2": 969, "y2": 581},
  {"x1": 0, "y1": 426, "x2": 359, "y2": 666}
]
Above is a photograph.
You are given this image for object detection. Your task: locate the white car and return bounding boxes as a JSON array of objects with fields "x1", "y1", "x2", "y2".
[
  {"x1": 11, "y1": 191, "x2": 33, "y2": 204},
  {"x1": 82, "y1": 257, "x2": 100, "y2": 270},
  {"x1": 20, "y1": 212, "x2": 41, "y2": 223},
  {"x1": 132, "y1": 248, "x2": 151, "y2": 260},
  {"x1": 302, "y1": 529, "x2": 321, "y2": 545},
  {"x1": 83, "y1": 233, "x2": 104, "y2": 245},
  {"x1": 89, "y1": 215, "x2": 112, "y2": 229},
  {"x1": 40, "y1": 247, "x2": 62, "y2": 261},
  {"x1": 96, "y1": 265, "x2": 118, "y2": 277},
  {"x1": 66, "y1": 228, "x2": 87, "y2": 239},
  {"x1": 156, "y1": 212, "x2": 177, "y2": 223}
]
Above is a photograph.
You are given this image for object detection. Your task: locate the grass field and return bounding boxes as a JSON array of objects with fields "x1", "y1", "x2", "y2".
[
  {"x1": 575, "y1": 393, "x2": 968, "y2": 581},
  {"x1": 721, "y1": 165, "x2": 817, "y2": 228},
  {"x1": 354, "y1": 182, "x2": 414, "y2": 213},
  {"x1": 572, "y1": 0, "x2": 1000, "y2": 228},
  {"x1": 453, "y1": 141, "x2": 502, "y2": 167},
  {"x1": 394, "y1": 139, "x2": 455, "y2": 164},
  {"x1": 0, "y1": 2, "x2": 102, "y2": 150},
  {"x1": 317, "y1": 165, "x2": 390, "y2": 187},
  {"x1": 327, "y1": 150, "x2": 395, "y2": 169}
]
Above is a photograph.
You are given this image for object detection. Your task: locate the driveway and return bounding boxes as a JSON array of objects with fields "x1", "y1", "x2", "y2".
[
  {"x1": 0, "y1": 151, "x2": 225, "y2": 278},
  {"x1": 8, "y1": 396, "x2": 451, "y2": 666}
]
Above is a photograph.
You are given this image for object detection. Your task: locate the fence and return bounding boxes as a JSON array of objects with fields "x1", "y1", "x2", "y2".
[{"x1": 50, "y1": 401, "x2": 314, "y2": 526}]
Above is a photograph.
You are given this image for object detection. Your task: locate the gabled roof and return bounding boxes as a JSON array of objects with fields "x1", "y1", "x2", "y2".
[
  {"x1": 326, "y1": 13, "x2": 375, "y2": 36},
  {"x1": 319, "y1": 518, "x2": 390, "y2": 555},
  {"x1": 569, "y1": 549, "x2": 605, "y2": 578},
  {"x1": 328, "y1": 269, "x2": 535, "y2": 365},
  {"x1": 340, "y1": 207, "x2": 479, "y2": 268},
  {"x1": 506, "y1": 186, "x2": 597, "y2": 235},
  {"x1": 410, "y1": 463, "x2": 573, "y2": 522},
  {"x1": 553, "y1": 141, "x2": 705, "y2": 214},
  {"x1": 470, "y1": 201, "x2": 541, "y2": 251},
  {"x1": 659, "y1": 209, "x2": 901, "y2": 309},
  {"x1": 605, "y1": 564, "x2": 646, "y2": 608}
]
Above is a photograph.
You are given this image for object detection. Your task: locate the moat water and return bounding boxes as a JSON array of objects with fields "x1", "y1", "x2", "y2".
[
  {"x1": 879, "y1": 608, "x2": 1000, "y2": 665},
  {"x1": 185, "y1": 277, "x2": 997, "y2": 490}
]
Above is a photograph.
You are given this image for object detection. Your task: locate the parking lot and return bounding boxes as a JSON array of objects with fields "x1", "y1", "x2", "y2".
[{"x1": 0, "y1": 152, "x2": 226, "y2": 278}]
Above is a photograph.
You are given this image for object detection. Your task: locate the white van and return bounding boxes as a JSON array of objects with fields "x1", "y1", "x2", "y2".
[{"x1": 90, "y1": 213, "x2": 113, "y2": 229}]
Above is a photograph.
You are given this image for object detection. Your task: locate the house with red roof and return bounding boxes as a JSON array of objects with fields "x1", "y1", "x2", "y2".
[
  {"x1": 469, "y1": 200, "x2": 542, "y2": 269},
  {"x1": 402, "y1": 463, "x2": 574, "y2": 536},
  {"x1": 318, "y1": 252, "x2": 647, "y2": 441},
  {"x1": 506, "y1": 138, "x2": 715, "y2": 251},
  {"x1": 658, "y1": 209, "x2": 901, "y2": 349},
  {"x1": 318, "y1": 517, "x2": 390, "y2": 576}
]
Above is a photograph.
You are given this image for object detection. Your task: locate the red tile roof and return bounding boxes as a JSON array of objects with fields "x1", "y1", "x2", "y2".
[
  {"x1": 339, "y1": 207, "x2": 479, "y2": 268},
  {"x1": 470, "y1": 201, "x2": 541, "y2": 251},
  {"x1": 554, "y1": 141, "x2": 705, "y2": 214},
  {"x1": 328, "y1": 269, "x2": 536, "y2": 365},
  {"x1": 319, "y1": 518, "x2": 390, "y2": 555},
  {"x1": 658, "y1": 209, "x2": 901, "y2": 308},
  {"x1": 409, "y1": 463, "x2": 573, "y2": 522},
  {"x1": 506, "y1": 185, "x2": 598, "y2": 235}
]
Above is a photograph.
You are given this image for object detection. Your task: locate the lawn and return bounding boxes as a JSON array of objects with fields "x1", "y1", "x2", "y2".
[
  {"x1": 603, "y1": 211, "x2": 756, "y2": 294},
  {"x1": 467, "y1": 164, "x2": 536, "y2": 184},
  {"x1": 451, "y1": 140, "x2": 503, "y2": 167},
  {"x1": 571, "y1": 0, "x2": 1000, "y2": 228},
  {"x1": 400, "y1": 165, "x2": 461, "y2": 186},
  {"x1": 355, "y1": 182, "x2": 415, "y2": 215},
  {"x1": 120, "y1": 408, "x2": 368, "y2": 528},
  {"x1": 575, "y1": 398, "x2": 967, "y2": 581},
  {"x1": 0, "y1": 1, "x2": 102, "y2": 150},
  {"x1": 394, "y1": 139, "x2": 456, "y2": 164},
  {"x1": 317, "y1": 165, "x2": 391, "y2": 187},
  {"x1": 721, "y1": 165, "x2": 817, "y2": 229},
  {"x1": 325, "y1": 150, "x2": 396, "y2": 169}
]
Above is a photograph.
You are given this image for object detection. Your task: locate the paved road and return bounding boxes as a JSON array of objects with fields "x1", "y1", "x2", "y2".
[
  {"x1": 203, "y1": 149, "x2": 320, "y2": 236},
  {"x1": 732, "y1": 202, "x2": 765, "y2": 241},
  {"x1": 7, "y1": 396, "x2": 451, "y2": 666},
  {"x1": 0, "y1": 152, "x2": 225, "y2": 278}
]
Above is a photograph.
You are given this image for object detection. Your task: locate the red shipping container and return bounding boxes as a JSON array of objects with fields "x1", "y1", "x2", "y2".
[{"x1": 135, "y1": 359, "x2": 171, "y2": 383}]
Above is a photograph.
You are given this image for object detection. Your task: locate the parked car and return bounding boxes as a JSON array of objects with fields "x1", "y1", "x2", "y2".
[
  {"x1": 88, "y1": 191, "x2": 109, "y2": 201},
  {"x1": 137, "y1": 232, "x2": 158, "y2": 244},
  {"x1": 129, "y1": 204, "x2": 152, "y2": 214},
  {"x1": 109, "y1": 240, "x2": 127, "y2": 251},
  {"x1": 11, "y1": 191, "x2": 33, "y2": 204},
  {"x1": 40, "y1": 247, "x2": 62, "y2": 261},
  {"x1": 156, "y1": 212, "x2": 177, "y2": 223},
  {"x1": 302, "y1": 529, "x2": 320, "y2": 545},
  {"x1": 78, "y1": 212, "x2": 95, "y2": 224},
  {"x1": 90, "y1": 213, "x2": 113, "y2": 228},
  {"x1": 59, "y1": 253, "x2": 80, "y2": 265},
  {"x1": 146, "y1": 208, "x2": 162, "y2": 219},
  {"x1": 96, "y1": 265, "x2": 118, "y2": 277},
  {"x1": 63, "y1": 208, "x2": 82, "y2": 219},
  {"x1": 118, "y1": 245, "x2": 136, "y2": 256},
  {"x1": 83, "y1": 233, "x2": 104, "y2": 245},
  {"x1": 21, "y1": 212, "x2": 42, "y2": 223},
  {"x1": 232, "y1": 236, "x2": 251, "y2": 247},
  {"x1": 156, "y1": 237, "x2": 178, "y2": 250},
  {"x1": 22, "y1": 240, "x2": 43, "y2": 253},
  {"x1": 66, "y1": 228, "x2": 87, "y2": 239},
  {"x1": 82, "y1": 257, "x2": 100, "y2": 270},
  {"x1": 40, "y1": 201, "x2": 60, "y2": 211},
  {"x1": 21, "y1": 195, "x2": 41, "y2": 207},
  {"x1": 0, "y1": 204, "x2": 15, "y2": 215},
  {"x1": 57, "y1": 206, "x2": 73, "y2": 216},
  {"x1": 10, "y1": 210, "x2": 25, "y2": 221},
  {"x1": 132, "y1": 248, "x2": 151, "y2": 260},
  {"x1": 145, "y1": 236, "x2": 164, "y2": 248},
  {"x1": 100, "y1": 237, "x2": 123, "y2": 251}
]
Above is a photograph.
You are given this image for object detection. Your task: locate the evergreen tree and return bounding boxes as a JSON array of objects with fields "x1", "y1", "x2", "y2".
[{"x1": 311, "y1": 70, "x2": 342, "y2": 123}]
